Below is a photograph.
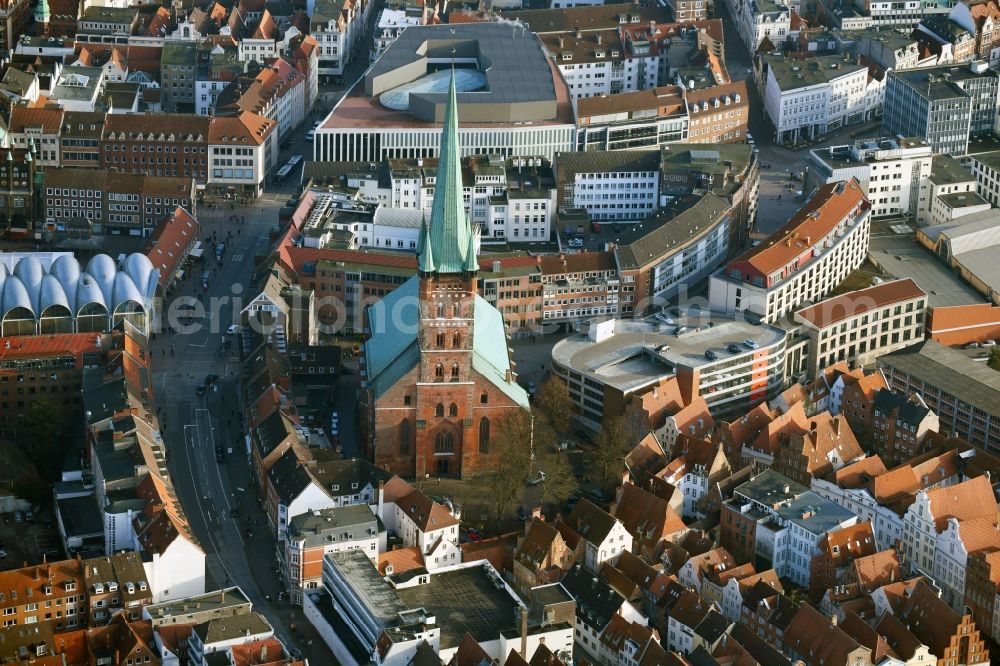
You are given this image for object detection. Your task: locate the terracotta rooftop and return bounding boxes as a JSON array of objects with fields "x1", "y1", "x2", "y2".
[
  {"x1": 377, "y1": 546, "x2": 424, "y2": 576},
  {"x1": 848, "y1": 548, "x2": 901, "y2": 591},
  {"x1": 795, "y1": 278, "x2": 926, "y2": 329},
  {"x1": 956, "y1": 512, "x2": 1000, "y2": 554},
  {"x1": 515, "y1": 518, "x2": 561, "y2": 568},
  {"x1": 898, "y1": 580, "x2": 966, "y2": 658},
  {"x1": 9, "y1": 106, "x2": 64, "y2": 133},
  {"x1": 923, "y1": 475, "x2": 998, "y2": 532},
  {"x1": 0, "y1": 334, "x2": 104, "y2": 368},
  {"x1": 576, "y1": 85, "x2": 685, "y2": 120},
  {"x1": 537, "y1": 251, "x2": 617, "y2": 275},
  {"x1": 831, "y1": 455, "x2": 888, "y2": 488},
  {"x1": 613, "y1": 483, "x2": 686, "y2": 553},
  {"x1": 145, "y1": 207, "x2": 200, "y2": 287},
  {"x1": 821, "y1": 520, "x2": 877, "y2": 568},
  {"x1": 208, "y1": 110, "x2": 276, "y2": 145},
  {"x1": 784, "y1": 603, "x2": 867, "y2": 666},
  {"x1": 726, "y1": 180, "x2": 868, "y2": 280}
]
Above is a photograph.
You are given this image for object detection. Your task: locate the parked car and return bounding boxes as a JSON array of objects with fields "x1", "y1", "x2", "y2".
[
  {"x1": 727, "y1": 343, "x2": 742, "y2": 353},
  {"x1": 655, "y1": 312, "x2": 674, "y2": 324},
  {"x1": 226, "y1": 324, "x2": 240, "y2": 335},
  {"x1": 568, "y1": 237, "x2": 583, "y2": 248},
  {"x1": 526, "y1": 471, "x2": 547, "y2": 486},
  {"x1": 306, "y1": 129, "x2": 316, "y2": 141},
  {"x1": 196, "y1": 384, "x2": 206, "y2": 396},
  {"x1": 0, "y1": 548, "x2": 7, "y2": 558},
  {"x1": 744, "y1": 339, "x2": 760, "y2": 350},
  {"x1": 705, "y1": 350, "x2": 718, "y2": 361},
  {"x1": 13, "y1": 512, "x2": 23, "y2": 523},
  {"x1": 984, "y1": 340, "x2": 997, "y2": 347}
]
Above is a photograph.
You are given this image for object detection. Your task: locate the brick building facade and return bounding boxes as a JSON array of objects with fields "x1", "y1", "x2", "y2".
[{"x1": 361, "y1": 74, "x2": 530, "y2": 479}]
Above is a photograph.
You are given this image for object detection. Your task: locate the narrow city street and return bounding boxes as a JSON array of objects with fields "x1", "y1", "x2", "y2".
[{"x1": 150, "y1": 198, "x2": 331, "y2": 662}]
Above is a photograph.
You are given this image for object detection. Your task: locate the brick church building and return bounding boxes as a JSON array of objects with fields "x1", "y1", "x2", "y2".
[{"x1": 360, "y1": 73, "x2": 530, "y2": 479}]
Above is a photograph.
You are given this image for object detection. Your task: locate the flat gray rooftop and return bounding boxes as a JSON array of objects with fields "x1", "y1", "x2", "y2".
[
  {"x1": 330, "y1": 551, "x2": 407, "y2": 626},
  {"x1": 867, "y1": 217, "x2": 984, "y2": 308},
  {"x1": 145, "y1": 587, "x2": 250, "y2": 625},
  {"x1": 880, "y1": 339, "x2": 1000, "y2": 418},
  {"x1": 395, "y1": 565, "x2": 519, "y2": 650},
  {"x1": 367, "y1": 23, "x2": 552, "y2": 100},
  {"x1": 551, "y1": 316, "x2": 785, "y2": 393}
]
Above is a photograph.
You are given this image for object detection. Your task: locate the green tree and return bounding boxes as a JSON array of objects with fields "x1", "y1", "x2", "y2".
[
  {"x1": 533, "y1": 376, "x2": 573, "y2": 439},
  {"x1": 989, "y1": 347, "x2": 1000, "y2": 372},
  {"x1": 487, "y1": 409, "x2": 534, "y2": 523},
  {"x1": 592, "y1": 416, "x2": 633, "y2": 490},
  {"x1": 534, "y1": 446, "x2": 578, "y2": 507},
  {"x1": 21, "y1": 397, "x2": 61, "y2": 481}
]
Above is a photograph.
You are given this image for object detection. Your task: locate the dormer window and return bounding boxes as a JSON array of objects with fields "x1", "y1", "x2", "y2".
[
  {"x1": 596, "y1": 50, "x2": 606, "y2": 58},
  {"x1": 611, "y1": 50, "x2": 620, "y2": 57},
  {"x1": 561, "y1": 52, "x2": 573, "y2": 61}
]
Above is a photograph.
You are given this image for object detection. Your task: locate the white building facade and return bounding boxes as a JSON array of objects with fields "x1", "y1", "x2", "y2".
[{"x1": 709, "y1": 181, "x2": 871, "y2": 324}]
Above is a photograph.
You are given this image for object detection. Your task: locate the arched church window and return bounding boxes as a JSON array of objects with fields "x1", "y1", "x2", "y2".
[
  {"x1": 435, "y1": 431, "x2": 454, "y2": 453},
  {"x1": 435, "y1": 403, "x2": 444, "y2": 417},
  {"x1": 479, "y1": 418, "x2": 490, "y2": 453}
]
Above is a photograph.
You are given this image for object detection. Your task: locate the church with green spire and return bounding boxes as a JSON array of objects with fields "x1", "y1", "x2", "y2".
[{"x1": 361, "y1": 71, "x2": 529, "y2": 479}]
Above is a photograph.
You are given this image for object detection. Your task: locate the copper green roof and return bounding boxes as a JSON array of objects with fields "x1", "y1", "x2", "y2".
[
  {"x1": 419, "y1": 70, "x2": 479, "y2": 275},
  {"x1": 364, "y1": 277, "x2": 529, "y2": 409}
]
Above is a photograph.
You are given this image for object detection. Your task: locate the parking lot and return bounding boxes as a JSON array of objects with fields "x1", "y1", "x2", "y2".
[{"x1": 0, "y1": 510, "x2": 63, "y2": 566}]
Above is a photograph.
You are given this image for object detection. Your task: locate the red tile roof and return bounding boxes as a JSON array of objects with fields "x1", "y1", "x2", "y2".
[
  {"x1": 726, "y1": 180, "x2": 868, "y2": 281},
  {"x1": 9, "y1": 106, "x2": 64, "y2": 133},
  {"x1": 145, "y1": 207, "x2": 200, "y2": 287},
  {"x1": 377, "y1": 546, "x2": 424, "y2": 576},
  {"x1": 923, "y1": 475, "x2": 998, "y2": 532},
  {"x1": 208, "y1": 111, "x2": 276, "y2": 145},
  {"x1": 795, "y1": 278, "x2": 925, "y2": 329},
  {"x1": 0, "y1": 334, "x2": 104, "y2": 369}
]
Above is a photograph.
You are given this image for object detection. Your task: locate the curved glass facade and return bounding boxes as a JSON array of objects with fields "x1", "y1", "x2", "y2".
[{"x1": 380, "y1": 69, "x2": 487, "y2": 111}]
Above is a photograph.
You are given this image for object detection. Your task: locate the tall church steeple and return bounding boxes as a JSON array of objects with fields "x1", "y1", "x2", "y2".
[
  {"x1": 417, "y1": 70, "x2": 479, "y2": 275},
  {"x1": 35, "y1": 0, "x2": 51, "y2": 35}
]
